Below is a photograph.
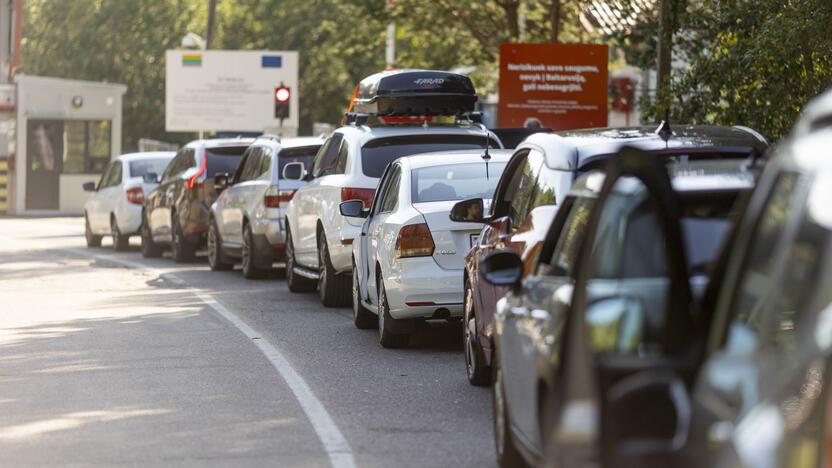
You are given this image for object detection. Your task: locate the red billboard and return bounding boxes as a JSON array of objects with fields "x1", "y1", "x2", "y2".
[{"x1": 498, "y1": 43, "x2": 608, "y2": 130}]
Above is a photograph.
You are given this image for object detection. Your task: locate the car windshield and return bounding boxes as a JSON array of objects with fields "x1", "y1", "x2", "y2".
[
  {"x1": 361, "y1": 135, "x2": 500, "y2": 178},
  {"x1": 278, "y1": 145, "x2": 319, "y2": 179},
  {"x1": 205, "y1": 146, "x2": 248, "y2": 177},
  {"x1": 129, "y1": 158, "x2": 170, "y2": 179},
  {"x1": 411, "y1": 162, "x2": 507, "y2": 203}
]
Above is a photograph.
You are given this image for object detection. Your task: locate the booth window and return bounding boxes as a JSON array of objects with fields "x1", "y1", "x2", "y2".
[{"x1": 60, "y1": 120, "x2": 111, "y2": 174}]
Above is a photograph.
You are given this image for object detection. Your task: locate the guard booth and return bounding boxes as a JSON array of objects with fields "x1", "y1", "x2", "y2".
[{"x1": 7, "y1": 75, "x2": 126, "y2": 215}]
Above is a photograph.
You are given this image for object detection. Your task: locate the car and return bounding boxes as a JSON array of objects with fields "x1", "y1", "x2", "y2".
[
  {"x1": 83, "y1": 151, "x2": 175, "y2": 250},
  {"x1": 207, "y1": 136, "x2": 324, "y2": 278},
  {"x1": 481, "y1": 151, "x2": 757, "y2": 468},
  {"x1": 142, "y1": 138, "x2": 253, "y2": 262},
  {"x1": 341, "y1": 149, "x2": 511, "y2": 347},
  {"x1": 451, "y1": 124, "x2": 770, "y2": 386},
  {"x1": 282, "y1": 69, "x2": 503, "y2": 307}
]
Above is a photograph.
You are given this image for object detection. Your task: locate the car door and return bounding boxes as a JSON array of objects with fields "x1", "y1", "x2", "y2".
[
  {"x1": 296, "y1": 134, "x2": 343, "y2": 266},
  {"x1": 356, "y1": 163, "x2": 394, "y2": 306},
  {"x1": 222, "y1": 147, "x2": 260, "y2": 246},
  {"x1": 498, "y1": 193, "x2": 597, "y2": 450},
  {"x1": 98, "y1": 161, "x2": 123, "y2": 230},
  {"x1": 546, "y1": 148, "x2": 695, "y2": 468},
  {"x1": 366, "y1": 164, "x2": 401, "y2": 305},
  {"x1": 87, "y1": 162, "x2": 114, "y2": 231},
  {"x1": 152, "y1": 149, "x2": 192, "y2": 240}
]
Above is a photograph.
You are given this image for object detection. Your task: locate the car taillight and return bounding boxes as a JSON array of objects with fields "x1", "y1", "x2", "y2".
[
  {"x1": 341, "y1": 187, "x2": 375, "y2": 208},
  {"x1": 187, "y1": 156, "x2": 206, "y2": 189},
  {"x1": 395, "y1": 223, "x2": 434, "y2": 258},
  {"x1": 264, "y1": 185, "x2": 294, "y2": 208},
  {"x1": 126, "y1": 187, "x2": 144, "y2": 205}
]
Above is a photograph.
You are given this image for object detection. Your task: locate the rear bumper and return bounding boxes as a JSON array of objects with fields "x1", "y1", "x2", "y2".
[
  {"x1": 116, "y1": 204, "x2": 143, "y2": 235},
  {"x1": 384, "y1": 257, "x2": 464, "y2": 320}
]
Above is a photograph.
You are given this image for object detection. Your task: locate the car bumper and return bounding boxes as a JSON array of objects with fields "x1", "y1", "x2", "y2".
[
  {"x1": 117, "y1": 204, "x2": 143, "y2": 235},
  {"x1": 384, "y1": 257, "x2": 464, "y2": 320}
]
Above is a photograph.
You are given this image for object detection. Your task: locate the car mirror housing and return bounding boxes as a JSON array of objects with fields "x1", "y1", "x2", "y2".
[
  {"x1": 480, "y1": 250, "x2": 523, "y2": 287},
  {"x1": 282, "y1": 161, "x2": 306, "y2": 181},
  {"x1": 213, "y1": 173, "x2": 230, "y2": 192},
  {"x1": 82, "y1": 181, "x2": 97, "y2": 192},
  {"x1": 340, "y1": 199, "x2": 368, "y2": 218},
  {"x1": 449, "y1": 198, "x2": 485, "y2": 223},
  {"x1": 142, "y1": 172, "x2": 160, "y2": 184}
]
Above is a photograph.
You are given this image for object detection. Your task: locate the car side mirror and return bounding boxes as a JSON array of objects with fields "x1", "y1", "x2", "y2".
[
  {"x1": 82, "y1": 182, "x2": 97, "y2": 192},
  {"x1": 603, "y1": 371, "x2": 690, "y2": 464},
  {"x1": 480, "y1": 250, "x2": 523, "y2": 287},
  {"x1": 282, "y1": 161, "x2": 306, "y2": 181},
  {"x1": 450, "y1": 198, "x2": 485, "y2": 223},
  {"x1": 142, "y1": 172, "x2": 160, "y2": 184},
  {"x1": 340, "y1": 199, "x2": 368, "y2": 218},
  {"x1": 213, "y1": 173, "x2": 230, "y2": 192}
]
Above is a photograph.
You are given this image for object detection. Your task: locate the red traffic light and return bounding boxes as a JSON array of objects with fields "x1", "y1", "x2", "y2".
[{"x1": 275, "y1": 87, "x2": 290, "y2": 102}]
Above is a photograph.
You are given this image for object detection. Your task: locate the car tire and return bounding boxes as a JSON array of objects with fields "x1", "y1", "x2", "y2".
[
  {"x1": 378, "y1": 281, "x2": 409, "y2": 348},
  {"x1": 352, "y1": 258, "x2": 376, "y2": 329},
  {"x1": 493, "y1": 354, "x2": 526, "y2": 468},
  {"x1": 317, "y1": 230, "x2": 350, "y2": 307},
  {"x1": 241, "y1": 223, "x2": 268, "y2": 279},
  {"x1": 141, "y1": 212, "x2": 162, "y2": 258},
  {"x1": 207, "y1": 219, "x2": 234, "y2": 271},
  {"x1": 286, "y1": 228, "x2": 316, "y2": 292},
  {"x1": 85, "y1": 213, "x2": 102, "y2": 248},
  {"x1": 111, "y1": 216, "x2": 130, "y2": 251},
  {"x1": 464, "y1": 279, "x2": 491, "y2": 386},
  {"x1": 171, "y1": 215, "x2": 195, "y2": 263}
]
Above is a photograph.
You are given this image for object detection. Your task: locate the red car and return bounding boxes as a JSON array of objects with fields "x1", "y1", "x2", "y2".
[{"x1": 451, "y1": 124, "x2": 769, "y2": 386}]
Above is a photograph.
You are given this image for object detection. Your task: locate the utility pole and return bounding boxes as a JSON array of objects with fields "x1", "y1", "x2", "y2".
[
  {"x1": 550, "y1": 0, "x2": 561, "y2": 43},
  {"x1": 385, "y1": 0, "x2": 395, "y2": 68},
  {"x1": 206, "y1": 0, "x2": 218, "y2": 49},
  {"x1": 656, "y1": 0, "x2": 676, "y2": 118}
]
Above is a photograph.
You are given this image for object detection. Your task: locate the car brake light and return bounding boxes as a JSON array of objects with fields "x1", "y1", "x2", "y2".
[
  {"x1": 187, "y1": 155, "x2": 206, "y2": 189},
  {"x1": 341, "y1": 187, "x2": 375, "y2": 208},
  {"x1": 395, "y1": 223, "x2": 434, "y2": 258},
  {"x1": 126, "y1": 187, "x2": 144, "y2": 205},
  {"x1": 263, "y1": 185, "x2": 293, "y2": 208}
]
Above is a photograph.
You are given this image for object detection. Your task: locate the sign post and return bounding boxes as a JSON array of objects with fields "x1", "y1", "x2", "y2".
[
  {"x1": 498, "y1": 43, "x2": 608, "y2": 130},
  {"x1": 165, "y1": 50, "x2": 299, "y2": 136}
]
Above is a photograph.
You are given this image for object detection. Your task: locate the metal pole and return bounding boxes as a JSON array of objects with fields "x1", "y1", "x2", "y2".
[
  {"x1": 206, "y1": 0, "x2": 217, "y2": 49},
  {"x1": 385, "y1": 0, "x2": 395, "y2": 68}
]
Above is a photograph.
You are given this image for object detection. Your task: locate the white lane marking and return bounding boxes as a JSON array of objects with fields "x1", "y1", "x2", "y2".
[{"x1": 68, "y1": 249, "x2": 357, "y2": 468}]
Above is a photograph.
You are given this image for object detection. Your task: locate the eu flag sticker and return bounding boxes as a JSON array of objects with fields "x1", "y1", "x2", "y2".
[{"x1": 261, "y1": 55, "x2": 282, "y2": 68}]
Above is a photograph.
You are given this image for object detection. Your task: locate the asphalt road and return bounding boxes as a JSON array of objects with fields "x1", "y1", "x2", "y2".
[{"x1": 0, "y1": 217, "x2": 495, "y2": 467}]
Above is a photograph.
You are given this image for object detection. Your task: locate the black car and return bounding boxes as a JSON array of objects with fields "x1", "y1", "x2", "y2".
[
  {"x1": 142, "y1": 138, "x2": 253, "y2": 262},
  {"x1": 481, "y1": 151, "x2": 758, "y2": 468}
]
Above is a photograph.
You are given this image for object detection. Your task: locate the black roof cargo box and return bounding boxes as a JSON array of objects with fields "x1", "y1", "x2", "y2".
[{"x1": 352, "y1": 69, "x2": 478, "y2": 116}]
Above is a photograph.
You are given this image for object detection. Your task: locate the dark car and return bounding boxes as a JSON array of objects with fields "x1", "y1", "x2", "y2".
[
  {"x1": 481, "y1": 151, "x2": 757, "y2": 468},
  {"x1": 451, "y1": 124, "x2": 768, "y2": 386},
  {"x1": 142, "y1": 138, "x2": 253, "y2": 262}
]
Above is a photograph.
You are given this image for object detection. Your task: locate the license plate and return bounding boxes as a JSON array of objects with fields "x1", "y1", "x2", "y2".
[{"x1": 470, "y1": 233, "x2": 479, "y2": 248}]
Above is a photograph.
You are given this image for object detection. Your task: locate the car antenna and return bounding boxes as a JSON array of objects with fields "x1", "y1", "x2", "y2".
[{"x1": 655, "y1": 110, "x2": 673, "y2": 149}]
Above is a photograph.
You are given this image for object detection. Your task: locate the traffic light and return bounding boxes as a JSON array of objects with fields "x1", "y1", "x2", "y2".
[{"x1": 275, "y1": 84, "x2": 290, "y2": 121}]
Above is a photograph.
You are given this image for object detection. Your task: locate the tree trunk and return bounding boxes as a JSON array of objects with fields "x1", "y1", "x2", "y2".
[
  {"x1": 656, "y1": 0, "x2": 675, "y2": 118},
  {"x1": 499, "y1": 0, "x2": 521, "y2": 40},
  {"x1": 206, "y1": 0, "x2": 218, "y2": 49},
  {"x1": 550, "y1": 0, "x2": 561, "y2": 43}
]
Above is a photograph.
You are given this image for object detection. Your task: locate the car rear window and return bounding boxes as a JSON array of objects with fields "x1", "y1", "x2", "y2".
[
  {"x1": 412, "y1": 162, "x2": 507, "y2": 203},
  {"x1": 278, "y1": 145, "x2": 320, "y2": 179},
  {"x1": 679, "y1": 190, "x2": 745, "y2": 274},
  {"x1": 129, "y1": 158, "x2": 170, "y2": 179},
  {"x1": 205, "y1": 146, "x2": 248, "y2": 177},
  {"x1": 361, "y1": 135, "x2": 500, "y2": 178}
]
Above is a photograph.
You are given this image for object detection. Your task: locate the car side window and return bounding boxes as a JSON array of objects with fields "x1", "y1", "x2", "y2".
[
  {"x1": 108, "y1": 161, "x2": 123, "y2": 187},
  {"x1": 164, "y1": 149, "x2": 194, "y2": 182},
  {"x1": 97, "y1": 162, "x2": 114, "y2": 189},
  {"x1": 504, "y1": 150, "x2": 543, "y2": 229},
  {"x1": 547, "y1": 195, "x2": 596, "y2": 277},
  {"x1": 238, "y1": 148, "x2": 262, "y2": 182},
  {"x1": 312, "y1": 133, "x2": 344, "y2": 178},
  {"x1": 531, "y1": 165, "x2": 561, "y2": 208},
  {"x1": 379, "y1": 166, "x2": 401, "y2": 213},
  {"x1": 259, "y1": 147, "x2": 273, "y2": 177},
  {"x1": 333, "y1": 140, "x2": 349, "y2": 175}
]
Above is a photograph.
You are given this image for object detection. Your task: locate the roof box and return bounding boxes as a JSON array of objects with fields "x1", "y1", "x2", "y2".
[{"x1": 352, "y1": 69, "x2": 478, "y2": 116}]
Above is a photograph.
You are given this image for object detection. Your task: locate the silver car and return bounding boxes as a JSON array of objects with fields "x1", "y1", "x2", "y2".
[{"x1": 208, "y1": 135, "x2": 323, "y2": 278}]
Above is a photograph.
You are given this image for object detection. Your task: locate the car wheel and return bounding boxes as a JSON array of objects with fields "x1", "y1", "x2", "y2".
[
  {"x1": 352, "y1": 258, "x2": 376, "y2": 329},
  {"x1": 493, "y1": 354, "x2": 526, "y2": 468},
  {"x1": 171, "y1": 215, "x2": 195, "y2": 263},
  {"x1": 84, "y1": 213, "x2": 102, "y2": 248},
  {"x1": 141, "y1": 212, "x2": 162, "y2": 258},
  {"x1": 111, "y1": 216, "x2": 129, "y2": 251},
  {"x1": 207, "y1": 219, "x2": 233, "y2": 271},
  {"x1": 464, "y1": 280, "x2": 491, "y2": 386},
  {"x1": 378, "y1": 281, "x2": 409, "y2": 348},
  {"x1": 317, "y1": 230, "x2": 350, "y2": 307},
  {"x1": 286, "y1": 228, "x2": 316, "y2": 292},
  {"x1": 241, "y1": 223, "x2": 267, "y2": 279}
]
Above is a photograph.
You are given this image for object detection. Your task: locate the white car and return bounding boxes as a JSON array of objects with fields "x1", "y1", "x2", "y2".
[
  {"x1": 341, "y1": 150, "x2": 511, "y2": 348},
  {"x1": 207, "y1": 136, "x2": 323, "y2": 278},
  {"x1": 83, "y1": 151, "x2": 175, "y2": 250}
]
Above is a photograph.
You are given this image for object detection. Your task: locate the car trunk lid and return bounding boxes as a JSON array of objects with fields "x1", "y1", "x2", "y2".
[{"x1": 413, "y1": 200, "x2": 486, "y2": 270}]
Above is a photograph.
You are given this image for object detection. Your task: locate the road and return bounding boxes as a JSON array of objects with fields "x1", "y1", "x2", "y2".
[{"x1": 0, "y1": 217, "x2": 495, "y2": 467}]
